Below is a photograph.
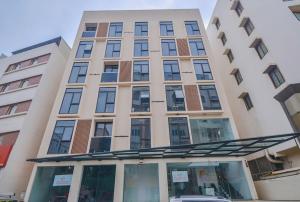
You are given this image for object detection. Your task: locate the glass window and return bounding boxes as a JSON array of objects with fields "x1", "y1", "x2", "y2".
[
  {"x1": 163, "y1": 60, "x2": 181, "y2": 81},
  {"x1": 76, "y1": 41, "x2": 93, "y2": 58},
  {"x1": 130, "y1": 118, "x2": 151, "y2": 149},
  {"x1": 134, "y1": 39, "x2": 149, "y2": 57},
  {"x1": 96, "y1": 87, "x2": 116, "y2": 113},
  {"x1": 59, "y1": 88, "x2": 82, "y2": 114},
  {"x1": 244, "y1": 19, "x2": 254, "y2": 36},
  {"x1": 101, "y1": 64, "x2": 118, "y2": 82},
  {"x1": 28, "y1": 166, "x2": 74, "y2": 202},
  {"x1": 79, "y1": 165, "x2": 116, "y2": 202},
  {"x1": 135, "y1": 22, "x2": 148, "y2": 36},
  {"x1": 242, "y1": 93, "x2": 253, "y2": 110},
  {"x1": 189, "y1": 39, "x2": 206, "y2": 56},
  {"x1": 105, "y1": 40, "x2": 121, "y2": 58},
  {"x1": 48, "y1": 120, "x2": 75, "y2": 154},
  {"x1": 167, "y1": 162, "x2": 252, "y2": 200},
  {"x1": 108, "y1": 22, "x2": 123, "y2": 37},
  {"x1": 165, "y1": 85, "x2": 185, "y2": 111},
  {"x1": 132, "y1": 86, "x2": 150, "y2": 112},
  {"x1": 234, "y1": 69, "x2": 243, "y2": 85},
  {"x1": 235, "y1": 1, "x2": 244, "y2": 16},
  {"x1": 161, "y1": 39, "x2": 177, "y2": 56},
  {"x1": 82, "y1": 24, "x2": 97, "y2": 37},
  {"x1": 268, "y1": 66, "x2": 285, "y2": 88},
  {"x1": 190, "y1": 118, "x2": 234, "y2": 143},
  {"x1": 160, "y1": 21, "x2": 174, "y2": 36},
  {"x1": 89, "y1": 122, "x2": 112, "y2": 153},
  {"x1": 220, "y1": 33, "x2": 227, "y2": 45},
  {"x1": 226, "y1": 50, "x2": 234, "y2": 63},
  {"x1": 0, "y1": 84, "x2": 8, "y2": 93},
  {"x1": 215, "y1": 18, "x2": 220, "y2": 30},
  {"x1": 123, "y1": 164, "x2": 160, "y2": 202},
  {"x1": 193, "y1": 59, "x2": 213, "y2": 80},
  {"x1": 168, "y1": 117, "x2": 190, "y2": 145},
  {"x1": 68, "y1": 62, "x2": 88, "y2": 83},
  {"x1": 133, "y1": 61, "x2": 149, "y2": 81},
  {"x1": 199, "y1": 85, "x2": 221, "y2": 110},
  {"x1": 185, "y1": 21, "x2": 200, "y2": 35},
  {"x1": 255, "y1": 40, "x2": 268, "y2": 59},
  {"x1": 294, "y1": 12, "x2": 300, "y2": 21}
]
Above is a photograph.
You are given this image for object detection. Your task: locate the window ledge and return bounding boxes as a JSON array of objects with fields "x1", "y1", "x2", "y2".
[
  {"x1": 196, "y1": 80, "x2": 215, "y2": 84},
  {"x1": 163, "y1": 80, "x2": 182, "y2": 84},
  {"x1": 57, "y1": 114, "x2": 80, "y2": 118},
  {"x1": 0, "y1": 112, "x2": 27, "y2": 120},
  {"x1": 65, "y1": 83, "x2": 87, "y2": 87},
  {"x1": 103, "y1": 57, "x2": 121, "y2": 61},
  {"x1": 3, "y1": 62, "x2": 47, "y2": 75},
  {"x1": 0, "y1": 84, "x2": 38, "y2": 95},
  {"x1": 187, "y1": 35, "x2": 203, "y2": 38},
  {"x1": 94, "y1": 113, "x2": 116, "y2": 117},
  {"x1": 132, "y1": 56, "x2": 150, "y2": 60},
  {"x1": 130, "y1": 112, "x2": 152, "y2": 116},
  {"x1": 160, "y1": 35, "x2": 176, "y2": 39},
  {"x1": 74, "y1": 58, "x2": 91, "y2": 62},
  {"x1": 166, "y1": 110, "x2": 224, "y2": 116}
]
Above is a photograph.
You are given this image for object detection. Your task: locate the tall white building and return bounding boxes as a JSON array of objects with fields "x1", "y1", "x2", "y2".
[
  {"x1": 0, "y1": 37, "x2": 70, "y2": 201},
  {"x1": 207, "y1": 0, "x2": 300, "y2": 200}
]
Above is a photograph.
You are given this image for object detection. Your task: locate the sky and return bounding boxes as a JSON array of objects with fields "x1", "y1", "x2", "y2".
[{"x1": 0, "y1": 0, "x2": 217, "y2": 56}]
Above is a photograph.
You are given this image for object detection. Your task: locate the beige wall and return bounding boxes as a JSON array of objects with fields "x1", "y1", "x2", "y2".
[{"x1": 0, "y1": 39, "x2": 70, "y2": 200}]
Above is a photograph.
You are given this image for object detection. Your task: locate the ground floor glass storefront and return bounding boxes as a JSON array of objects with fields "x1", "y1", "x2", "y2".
[{"x1": 28, "y1": 161, "x2": 253, "y2": 202}]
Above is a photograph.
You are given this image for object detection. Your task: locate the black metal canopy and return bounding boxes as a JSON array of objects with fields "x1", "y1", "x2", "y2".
[{"x1": 28, "y1": 133, "x2": 300, "y2": 163}]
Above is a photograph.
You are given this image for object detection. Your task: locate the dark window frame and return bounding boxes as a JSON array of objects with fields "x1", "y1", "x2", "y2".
[
  {"x1": 96, "y1": 87, "x2": 116, "y2": 113},
  {"x1": 133, "y1": 60, "x2": 149, "y2": 81},
  {"x1": 185, "y1": 21, "x2": 201, "y2": 35},
  {"x1": 193, "y1": 59, "x2": 213, "y2": 80},
  {"x1": 59, "y1": 88, "x2": 83, "y2": 114},
  {"x1": 105, "y1": 40, "x2": 121, "y2": 58},
  {"x1": 131, "y1": 86, "x2": 150, "y2": 112},
  {"x1": 135, "y1": 22, "x2": 148, "y2": 36},
  {"x1": 268, "y1": 66, "x2": 285, "y2": 88},
  {"x1": 234, "y1": 69, "x2": 243, "y2": 85},
  {"x1": 75, "y1": 41, "x2": 93, "y2": 58},
  {"x1": 101, "y1": 64, "x2": 118, "y2": 82},
  {"x1": 168, "y1": 117, "x2": 191, "y2": 146},
  {"x1": 68, "y1": 62, "x2": 88, "y2": 83},
  {"x1": 244, "y1": 19, "x2": 255, "y2": 36},
  {"x1": 199, "y1": 85, "x2": 222, "y2": 110},
  {"x1": 161, "y1": 39, "x2": 177, "y2": 56},
  {"x1": 130, "y1": 118, "x2": 151, "y2": 150},
  {"x1": 163, "y1": 60, "x2": 181, "y2": 81},
  {"x1": 134, "y1": 39, "x2": 149, "y2": 57},
  {"x1": 165, "y1": 85, "x2": 186, "y2": 111},
  {"x1": 255, "y1": 40, "x2": 268, "y2": 59},
  {"x1": 89, "y1": 122, "x2": 113, "y2": 153},
  {"x1": 108, "y1": 22, "x2": 123, "y2": 37},
  {"x1": 189, "y1": 39, "x2": 206, "y2": 56},
  {"x1": 160, "y1": 21, "x2": 174, "y2": 36}
]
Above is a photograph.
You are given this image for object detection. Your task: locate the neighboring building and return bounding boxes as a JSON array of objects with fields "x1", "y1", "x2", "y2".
[
  {"x1": 207, "y1": 0, "x2": 300, "y2": 200},
  {"x1": 24, "y1": 9, "x2": 260, "y2": 202},
  {"x1": 0, "y1": 37, "x2": 70, "y2": 201}
]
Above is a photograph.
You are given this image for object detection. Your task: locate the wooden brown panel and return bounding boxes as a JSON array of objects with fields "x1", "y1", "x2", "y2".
[
  {"x1": 119, "y1": 61, "x2": 132, "y2": 82},
  {"x1": 15, "y1": 100, "x2": 31, "y2": 113},
  {"x1": 0, "y1": 106, "x2": 9, "y2": 116},
  {"x1": 7, "y1": 81, "x2": 21, "y2": 91},
  {"x1": 177, "y1": 39, "x2": 190, "y2": 56},
  {"x1": 96, "y1": 23, "x2": 109, "y2": 37},
  {"x1": 184, "y1": 85, "x2": 201, "y2": 111},
  {"x1": 0, "y1": 131, "x2": 19, "y2": 145},
  {"x1": 28, "y1": 75, "x2": 42, "y2": 85},
  {"x1": 71, "y1": 120, "x2": 92, "y2": 154}
]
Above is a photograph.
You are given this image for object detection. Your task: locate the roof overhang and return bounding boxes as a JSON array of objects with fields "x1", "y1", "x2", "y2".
[{"x1": 28, "y1": 133, "x2": 300, "y2": 163}]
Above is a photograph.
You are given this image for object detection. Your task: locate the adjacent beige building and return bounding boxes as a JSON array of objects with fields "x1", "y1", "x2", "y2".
[
  {"x1": 0, "y1": 37, "x2": 70, "y2": 201},
  {"x1": 23, "y1": 9, "x2": 262, "y2": 201},
  {"x1": 207, "y1": 0, "x2": 300, "y2": 200}
]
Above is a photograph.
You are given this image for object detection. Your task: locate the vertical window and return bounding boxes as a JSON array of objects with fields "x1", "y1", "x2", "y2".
[
  {"x1": 7, "y1": 105, "x2": 18, "y2": 115},
  {"x1": 161, "y1": 39, "x2": 177, "y2": 56},
  {"x1": 0, "y1": 84, "x2": 8, "y2": 93},
  {"x1": 82, "y1": 23, "x2": 97, "y2": 37},
  {"x1": 189, "y1": 39, "x2": 206, "y2": 56},
  {"x1": 268, "y1": 66, "x2": 285, "y2": 88},
  {"x1": 108, "y1": 22, "x2": 123, "y2": 37},
  {"x1": 130, "y1": 118, "x2": 151, "y2": 149},
  {"x1": 243, "y1": 18, "x2": 255, "y2": 36},
  {"x1": 19, "y1": 80, "x2": 29, "y2": 88},
  {"x1": 293, "y1": 11, "x2": 300, "y2": 21},
  {"x1": 96, "y1": 87, "x2": 116, "y2": 113},
  {"x1": 163, "y1": 60, "x2": 181, "y2": 81},
  {"x1": 235, "y1": 1, "x2": 244, "y2": 16},
  {"x1": 234, "y1": 69, "x2": 243, "y2": 85},
  {"x1": 165, "y1": 85, "x2": 185, "y2": 111},
  {"x1": 132, "y1": 86, "x2": 150, "y2": 112},
  {"x1": 220, "y1": 33, "x2": 227, "y2": 45},
  {"x1": 160, "y1": 21, "x2": 174, "y2": 36},
  {"x1": 185, "y1": 21, "x2": 201, "y2": 35},
  {"x1": 193, "y1": 59, "x2": 213, "y2": 80},
  {"x1": 101, "y1": 64, "x2": 118, "y2": 82},
  {"x1": 215, "y1": 18, "x2": 220, "y2": 30},
  {"x1": 48, "y1": 120, "x2": 75, "y2": 154},
  {"x1": 59, "y1": 88, "x2": 82, "y2": 114},
  {"x1": 105, "y1": 40, "x2": 121, "y2": 58},
  {"x1": 226, "y1": 49, "x2": 234, "y2": 63},
  {"x1": 254, "y1": 40, "x2": 268, "y2": 59},
  {"x1": 168, "y1": 117, "x2": 190, "y2": 145},
  {"x1": 89, "y1": 122, "x2": 112, "y2": 152},
  {"x1": 133, "y1": 61, "x2": 149, "y2": 81},
  {"x1": 199, "y1": 85, "x2": 221, "y2": 110},
  {"x1": 241, "y1": 93, "x2": 253, "y2": 110},
  {"x1": 75, "y1": 41, "x2": 93, "y2": 58},
  {"x1": 68, "y1": 62, "x2": 88, "y2": 83},
  {"x1": 135, "y1": 22, "x2": 148, "y2": 36},
  {"x1": 134, "y1": 39, "x2": 149, "y2": 57}
]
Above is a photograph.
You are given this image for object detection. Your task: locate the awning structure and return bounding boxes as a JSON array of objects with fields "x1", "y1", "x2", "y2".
[{"x1": 28, "y1": 133, "x2": 300, "y2": 163}]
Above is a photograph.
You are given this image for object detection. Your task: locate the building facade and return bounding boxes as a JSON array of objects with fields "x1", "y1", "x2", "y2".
[
  {"x1": 24, "y1": 9, "x2": 259, "y2": 201},
  {"x1": 207, "y1": 0, "x2": 300, "y2": 200},
  {"x1": 0, "y1": 37, "x2": 70, "y2": 201}
]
